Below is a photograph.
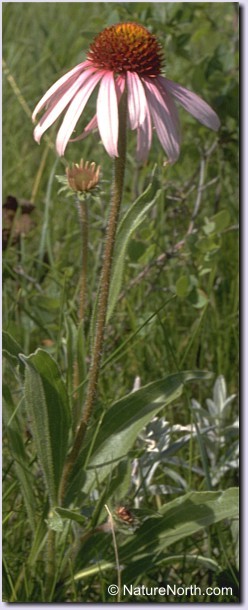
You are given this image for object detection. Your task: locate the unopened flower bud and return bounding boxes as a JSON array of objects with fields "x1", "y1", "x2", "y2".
[{"x1": 66, "y1": 159, "x2": 100, "y2": 192}]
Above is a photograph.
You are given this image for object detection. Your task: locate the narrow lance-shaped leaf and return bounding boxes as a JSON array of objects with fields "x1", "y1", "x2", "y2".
[
  {"x1": 3, "y1": 384, "x2": 37, "y2": 532},
  {"x1": 106, "y1": 173, "x2": 162, "y2": 321},
  {"x1": 73, "y1": 553, "x2": 220, "y2": 585},
  {"x1": 120, "y1": 488, "x2": 239, "y2": 562},
  {"x1": 83, "y1": 371, "x2": 212, "y2": 493},
  {"x1": 72, "y1": 489, "x2": 238, "y2": 584},
  {"x1": 2, "y1": 330, "x2": 25, "y2": 374},
  {"x1": 20, "y1": 349, "x2": 71, "y2": 505},
  {"x1": 121, "y1": 552, "x2": 220, "y2": 585}
]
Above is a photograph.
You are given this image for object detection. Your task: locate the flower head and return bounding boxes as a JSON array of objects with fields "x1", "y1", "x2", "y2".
[
  {"x1": 66, "y1": 159, "x2": 100, "y2": 192},
  {"x1": 33, "y1": 22, "x2": 220, "y2": 163}
]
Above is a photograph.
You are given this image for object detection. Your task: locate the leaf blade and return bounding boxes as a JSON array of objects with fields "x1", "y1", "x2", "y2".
[
  {"x1": 84, "y1": 371, "x2": 212, "y2": 492},
  {"x1": 107, "y1": 175, "x2": 162, "y2": 321},
  {"x1": 121, "y1": 488, "x2": 239, "y2": 561},
  {"x1": 21, "y1": 349, "x2": 70, "y2": 504}
]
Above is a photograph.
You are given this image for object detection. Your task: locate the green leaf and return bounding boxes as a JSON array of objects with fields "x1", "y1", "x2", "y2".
[
  {"x1": 122, "y1": 552, "x2": 220, "y2": 584},
  {"x1": 190, "y1": 288, "x2": 209, "y2": 309},
  {"x1": 31, "y1": 296, "x2": 61, "y2": 311},
  {"x1": 73, "y1": 562, "x2": 116, "y2": 581},
  {"x1": 46, "y1": 510, "x2": 64, "y2": 532},
  {"x1": 3, "y1": 385, "x2": 37, "y2": 532},
  {"x1": 83, "y1": 371, "x2": 212, "y2": 493},
  {"x1": 72, "y1": 489, "x2": 237, "y2": 585},
  {"x1": 203, "y1": 220, "x2": 216, "y2": 235},
  {"x1": 175, "y1": 275, "x2": 191, "y2": 298},
  {"x1": 128, "y1": 239, "x2": 147, "y2": 262},
  {"x1": 212, "y1": 209, "x2": 230, "y2": 232},
  {"x1": 120, "y1": 488, "x2": 239, "y2": 562},
  {"x1": 73, "y1": 554, "x2": 218, "y2": 586},
  {"x1": 203, "y1": 210, "x2": 230, "y2": 236},
  {"x1": 107, "y1": 175, "x2": 161, "y2": 321},
  {"x1": 20, "y1": 349, "x2": 71, "y2": 505},
  {"x1": 27, "y1": 502, "x2": 49, "y2": 566},
  {"x1": 65, "y1": 317, "x2": 87, "y2": 409},
  {"x1": 197, "y1": 235, "x2": 219, "y2": 253},
  {"x1": 53, "y1": 507, "x2": 87, "y2": 526},
  {"x1": 2, "y1": 330, "x2": 25, "y2": 374}
]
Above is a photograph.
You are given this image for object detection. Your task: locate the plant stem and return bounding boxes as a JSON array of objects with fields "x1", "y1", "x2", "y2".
[
  {"x1": 104, "y1": 504, "x2": 121, "y2": 602},
  {"x1": 73, "y1": 197, "x2": 88, "y2": 425},
  {"x1": 77, "y1": 198, "x2": 89, "y2": 324},
  {"x1": 45, "y1": 528, "x2": 56, "y2": 600},
  {"x1": 59, "y1": 93, "x2": 127, "y2": 505}
]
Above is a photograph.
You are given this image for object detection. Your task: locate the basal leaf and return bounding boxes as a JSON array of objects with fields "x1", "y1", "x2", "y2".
[{"x1": 21, "y1": 349, "x2": 71, "y2": 505}]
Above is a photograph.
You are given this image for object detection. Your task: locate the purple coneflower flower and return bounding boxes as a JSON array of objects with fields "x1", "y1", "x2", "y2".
[{"x1": 32, "y1": 22, "x2": 220, "y2": 163}]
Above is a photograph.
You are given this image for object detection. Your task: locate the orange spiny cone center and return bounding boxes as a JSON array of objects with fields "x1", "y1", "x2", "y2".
[{"x1": 87, "y1": 22, "x2": 164, "y2": 76}]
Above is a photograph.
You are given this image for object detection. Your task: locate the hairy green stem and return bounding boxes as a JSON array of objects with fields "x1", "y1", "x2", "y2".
[
  {"x1": 73, "y1": 198, "x2": 89, "y2": 425},
  {"x1": 77, "y1": 198, "x2": 89, "y2": 324},
  {"x1": 59, "y1": 94, "x2": 127, "y2": 505},
  {"x1": 45, "y1": 528, "x2": 56, "y2": 599}
]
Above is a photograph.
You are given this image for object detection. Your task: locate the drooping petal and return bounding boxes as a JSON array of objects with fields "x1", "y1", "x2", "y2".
[
  {"x1": 69, "y1": 75, "x2": 124, "y2": 144},
  {"x1": 127, "y1": 71, "x2": 147, "y2": 130},
  {"x1": 33, "y1": 68, "x2": 97, "y2": 143},
  {"x1": 96, "y1": 72, "x2": 119, "y2": 158},
  {"x1": 69, "y1": 115, "x2": 98, "y2": 142},
  {"x1": 162, "y1": 77, "x2": 220, "y2": 131},
  {"x1": 143, "y1": 77, "x2": 181, "y2": 163},
  {"x1": 32, "y1": 60, "x2": 92, "y2": 121},
  {"x1": 115, "y1": 75, "x2": 125, "y2": 102},
  {"x1": 56, "y1": 70, "x2": 105, "y2": 156},
  {"x1": 136, "y1": 106, "x2": 152, "y2": 162}
]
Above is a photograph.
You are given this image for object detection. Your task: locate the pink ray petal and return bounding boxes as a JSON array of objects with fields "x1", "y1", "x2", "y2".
[
  {"x1": 143, "y1": 77, "x2": 181, "y2": 163},
  {"x1": 56, "y1": 70, "x2": 105, "y2": 156},
  {"x1": 96, "y1": 72, "x2": 119, "y2": 158},
  {"x1": 115, "y1": 75, "x2": 125, "y2": 102},
  {"x1": 32, "y1": 60, "x2": 92, "y2": 121},
  {"x1": 33, "y1": 69, "x2": 97, "y2": 143},
  {"x1": 163, "y1": 77, "x2": 220, "y2": 131},
  {"x1": 69, "y1": 115, "x2": 98, "y2": 142},
  {"x1": 127, "y1": 71, "x2": 147, "y2": 130},
  {"x1": 136, "y1": 106, "x2": 152, "y2": 162}
]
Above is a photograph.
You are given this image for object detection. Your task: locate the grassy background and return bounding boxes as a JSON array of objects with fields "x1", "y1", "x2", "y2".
[{"x1": 3, "y1": 2, "x2": 239, "y2": 603}]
